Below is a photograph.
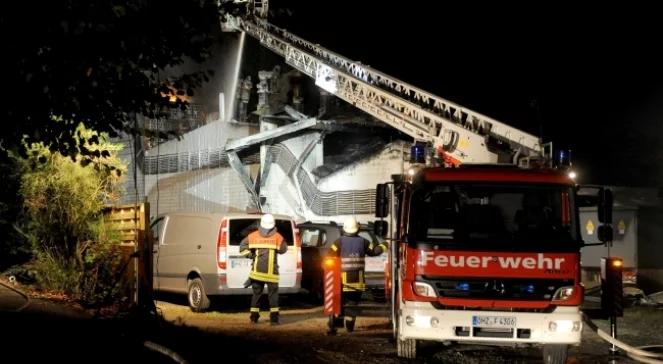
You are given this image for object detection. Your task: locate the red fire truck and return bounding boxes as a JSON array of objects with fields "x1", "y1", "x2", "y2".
[{"x1": 375, "y1": 157, "x2": 612, "y2": 364}]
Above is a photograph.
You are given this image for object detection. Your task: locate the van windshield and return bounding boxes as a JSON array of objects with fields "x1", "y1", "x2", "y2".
[{"x1": 229, "y1": 218, "x2": 295, "y2": 246}]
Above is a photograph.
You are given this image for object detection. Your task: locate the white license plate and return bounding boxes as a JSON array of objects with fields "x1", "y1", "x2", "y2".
[
  {"x1": 230, "y1": 259, "x2": 251, "y2": 268},
  {"x1": 472, "y1": 315, "x2": 516, "y2": 328}
]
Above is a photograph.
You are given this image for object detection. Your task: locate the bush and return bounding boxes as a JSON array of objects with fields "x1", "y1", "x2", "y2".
[
  {"x1": 17, "y1": 123, "x2": 129, "y2": 306},
  {"x1": 78, "y1": 218, "x2": 131, "y2": 307},
  {"x1": 0, "y1": 153, "x2": 30, "y2": 271},
  {"x1": 32, "y1": 250, "x2": 82, "y2": 294}
]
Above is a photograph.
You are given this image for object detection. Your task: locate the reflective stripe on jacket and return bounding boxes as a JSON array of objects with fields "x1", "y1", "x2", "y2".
[{"x1": 239, "y1": 228, "x2": 287, "y2": 283}]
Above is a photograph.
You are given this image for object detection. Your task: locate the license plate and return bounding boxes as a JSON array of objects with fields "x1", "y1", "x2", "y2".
[
  {"x1": 472, "y1": 315, "x2": 516, "y2": 328},
  {"x1": 230, "y1": 259, "x2": 251, "y2": 268}
]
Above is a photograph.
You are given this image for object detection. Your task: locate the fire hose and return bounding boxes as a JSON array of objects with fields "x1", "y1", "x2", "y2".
[{"x1": 582, "y1": 312, "x2": 663, "y2": 364}]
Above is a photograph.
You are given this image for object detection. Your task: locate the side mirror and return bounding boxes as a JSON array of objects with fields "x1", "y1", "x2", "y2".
[
  {"x1": 598, "y1": 188, "x2": 613, "y2": 224},
  {"x1": 597, "y1": 224, "x2": 613, "y2": 243},
  {"x1": 375, "y1": 184, "x2": 390, "y2": 218},
  {"x1": 373, "y1": 220, "x2": 388, "y2": 238}
]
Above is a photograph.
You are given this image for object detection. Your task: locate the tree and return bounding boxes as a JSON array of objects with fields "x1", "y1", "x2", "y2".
[
  {"x1": 1, "y1": 0, "x2": 221, "y2": 157},
  {"x1": 18, "y1": 124, "x2": 128, "y2": 301}
]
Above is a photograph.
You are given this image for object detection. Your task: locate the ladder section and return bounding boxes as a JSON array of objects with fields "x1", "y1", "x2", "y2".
[{"x1": 224, "y1": 15, "x2": 541, "y2": 164}]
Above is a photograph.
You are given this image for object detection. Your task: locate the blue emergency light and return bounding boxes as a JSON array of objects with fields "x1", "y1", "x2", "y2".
[
  {"x1": 410, "y1": 144, "x2": 426, "y2": 164},
  {"x1": 456, "y1": 282, "x2": 470, "y2": 291},
  {"x1": 558, "y1": 149, "x2": 572, "y2": 167},
  {"x1": 522, "y1": 284, "x2": 536, "y2": 294}
]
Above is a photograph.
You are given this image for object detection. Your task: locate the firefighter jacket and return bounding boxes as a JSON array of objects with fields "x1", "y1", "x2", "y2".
[
  {"x1": 239, "y1": 227, "x2": 287, "y2": 283},
  {"x1": 329, "y1": 233, "x2": 387, "y2": 292}
]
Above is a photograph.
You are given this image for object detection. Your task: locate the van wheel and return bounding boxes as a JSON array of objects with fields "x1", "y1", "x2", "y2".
[
  {"x1": 542, "y1": 344, "x2": 568, "y2": 364},
  {"x1": 187, "y1": 278, "x2": 210, "y2": 312}
]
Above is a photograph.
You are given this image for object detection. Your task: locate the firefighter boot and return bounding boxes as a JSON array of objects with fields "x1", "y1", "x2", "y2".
[
  {"x1": 270, "y1": 312, "x2": 279, "y2": 326},
  {"x1": 250, "y1": 312, "x2": 259, "y2": 324},
  {"x1": 345, "y1": 317, "x2": 356, "y2": 333}
]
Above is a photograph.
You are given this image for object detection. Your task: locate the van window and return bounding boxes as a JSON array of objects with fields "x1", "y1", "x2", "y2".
[
  {"x1": 358, "y1": 230, "x2": 376, "y2": 244},
  {"x1": 150, "y1": 218, "x2": 165, "y2": 245},
  {"x1": 229, "y1": 218, "x2": 295, "y2": 246},
  {"x1": 301, "y1": 228, "x2": 323, "y2": 247}
]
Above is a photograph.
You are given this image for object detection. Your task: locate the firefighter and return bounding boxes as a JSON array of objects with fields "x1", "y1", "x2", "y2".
[
  {"x1": 240, "y1": 213, "x2": 287, "y2": 325},
  {"x1": 328, "y1": 217, "x2": 388, "y2": 332}
]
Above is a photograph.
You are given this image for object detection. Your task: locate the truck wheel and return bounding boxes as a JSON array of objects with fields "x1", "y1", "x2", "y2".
[
  {"x1": 396, "y1": 337, "x2": 417, "y2": 359},
  {"x1": 542, "y1": 344, "x2": 568, "y2": 364},
  {"x1": 187, "y1": 278, "x2": 210, "y2": 312}
]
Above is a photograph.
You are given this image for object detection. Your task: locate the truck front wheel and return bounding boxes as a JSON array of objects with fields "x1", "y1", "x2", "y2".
[
  {"x1": 397, "y1": 337, "x2": 417, "y2": 359},
  {"x1": 542, "y1": 344, "x2": 568, "y2": 364}
]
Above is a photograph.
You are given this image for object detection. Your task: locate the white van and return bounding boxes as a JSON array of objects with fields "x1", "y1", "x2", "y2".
[{"x1": 150, "y1": 212, "x2": 302, "y2": 311}]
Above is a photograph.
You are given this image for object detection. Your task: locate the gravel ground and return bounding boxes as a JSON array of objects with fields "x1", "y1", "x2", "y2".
[{"x1": 154, "y1": 294, "x2": 663, "y2": 364}]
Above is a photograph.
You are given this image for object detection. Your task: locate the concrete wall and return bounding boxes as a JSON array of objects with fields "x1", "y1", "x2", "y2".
[
  {"x1": 636, "y1": 207, "x2": 663, "y2": 293},
  {"x1": 143, "y1": 119, "x2": 254, "y2": 220},
  {"x1": 579, "y1": 205, "x2": 663, "y2": 293},
  {"x1": 145, "y1": 168, "x2": 252, "y2": 219},
  {"x1": 580, "y1": 207, "x2": 638, "y2": 269}
]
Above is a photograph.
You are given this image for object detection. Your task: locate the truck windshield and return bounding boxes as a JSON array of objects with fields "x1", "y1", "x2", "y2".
[{"x1": 408, "y1": 183, "x2": 578, "y2": 250}]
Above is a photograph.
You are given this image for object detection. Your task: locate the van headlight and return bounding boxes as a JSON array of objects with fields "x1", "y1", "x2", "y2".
[
  {"x1": 414, "y1": 282, "x2": 437, "y2": 297},
  {"x1": 552, "y1": 286, "x2": 574, "y2": 301}
]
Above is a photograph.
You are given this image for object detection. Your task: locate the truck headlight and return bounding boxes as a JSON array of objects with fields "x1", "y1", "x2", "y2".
[
  {"x1": 549, "y1": 320, "x2": 581, "y2": 332},
  {"x1": 414, "y1": 282, "x2": 437, "y2": 297},
  {"x1": 552, "y1": 286, "x2": 574, "y2": 301}
]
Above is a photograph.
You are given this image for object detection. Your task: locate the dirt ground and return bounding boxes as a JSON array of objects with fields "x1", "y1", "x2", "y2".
[
  {"x1": 3, "y1": 277, "x2": 662, "y2": 364},
  {"x1": 154, "y1": 294, "x2": 663, "y2": 364}
]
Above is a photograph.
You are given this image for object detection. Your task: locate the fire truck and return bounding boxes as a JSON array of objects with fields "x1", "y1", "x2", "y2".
[
  {"x1": 220, "y1": 2, "x2": 613, "y2": 363},
  {"x1": 374, "y1": 156, "x2": 613, "y2": 364}
]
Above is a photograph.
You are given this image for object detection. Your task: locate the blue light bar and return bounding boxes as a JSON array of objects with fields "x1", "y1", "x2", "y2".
[
  {"x1": 456, "y1": 282, "x2": 470, "y2": 291},
  {"x1": 558, "y1": 149, "x2": 571, "y2": 167},
  {"x1": 523, "y1": 284, "x2": 535, "y2": 294},
  {"x1": 410, "y1": 144, "x2": 426, "y2": 164}
]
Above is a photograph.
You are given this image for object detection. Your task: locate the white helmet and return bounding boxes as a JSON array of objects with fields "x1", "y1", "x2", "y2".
[
  {"x1": 343, "y1": 217, "x2": 359, "y2": 234},
  {"x1": 260, "y1": 213, "x2": 276, "y2": 230}
]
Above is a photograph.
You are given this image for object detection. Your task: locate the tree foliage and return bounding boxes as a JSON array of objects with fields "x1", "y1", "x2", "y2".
[
  {"x1": 1, "y1": 0, "x2": 221, "y2": 156},
  {"x1": 18, "y1": 124, "x2": 128, "y2": 302}
]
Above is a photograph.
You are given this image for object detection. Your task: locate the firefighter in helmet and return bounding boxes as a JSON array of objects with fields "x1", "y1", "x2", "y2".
[
  {"x1": 240, "y1": 213, "x2": 287, "y2": 325},
  {"x1": 328, "y1": 217, "x2": 387, "y2": 331}
]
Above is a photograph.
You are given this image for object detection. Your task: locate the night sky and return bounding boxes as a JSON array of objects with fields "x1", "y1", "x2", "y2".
[{"x1": 268, "y1": 1, "x2": 663, "y2": 188}]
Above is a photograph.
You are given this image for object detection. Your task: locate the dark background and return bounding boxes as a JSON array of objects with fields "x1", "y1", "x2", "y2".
[{"x1": 267, "y1": 1, "x2": 663, "y2": 187}]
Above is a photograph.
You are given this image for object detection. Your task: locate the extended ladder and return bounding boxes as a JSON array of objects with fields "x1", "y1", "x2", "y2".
[{"x1": 222, "y1": 8, "x2": 541, "y2": 164}]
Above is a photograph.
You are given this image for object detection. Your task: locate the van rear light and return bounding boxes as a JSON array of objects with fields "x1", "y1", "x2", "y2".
[
  {"x1": 294, "y1": 225, "x2": 302, "y2": 270},
  {"x1": 293, "y1": 226, "x2": 301, "y2": 247},
  {"x1": 217, "y1": 219, "x2": 228, "y2": 269}
]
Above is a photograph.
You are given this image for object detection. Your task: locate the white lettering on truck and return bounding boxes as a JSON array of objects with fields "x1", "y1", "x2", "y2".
[{"x1": 420, "y1": 252, "x2": 565, "y2": 270}]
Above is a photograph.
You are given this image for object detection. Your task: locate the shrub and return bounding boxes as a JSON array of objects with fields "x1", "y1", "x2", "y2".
[{"x1": 18, "y1": 123, "x2": 129, "y2": 305}]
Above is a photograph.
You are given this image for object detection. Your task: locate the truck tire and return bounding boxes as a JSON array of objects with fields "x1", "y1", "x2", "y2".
[
  {"x1": 542, "y1": 344, "x2": 568, "y2": 364},
  {"x1": 187, "y1": 277, "x2": 210, "y2": 312},
  {"x1": 397, "y1": 337, "x2": 417, "y2": 359}
]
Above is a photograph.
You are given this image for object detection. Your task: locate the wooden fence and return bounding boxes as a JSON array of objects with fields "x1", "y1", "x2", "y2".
[{"x1": 103, "y1": 203, "x2": 153, "y2": 308}]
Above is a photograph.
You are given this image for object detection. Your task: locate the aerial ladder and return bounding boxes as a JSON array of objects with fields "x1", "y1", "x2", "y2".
[{"x1": 219, "y1": 1, "x2": 546, "y2": 167}]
